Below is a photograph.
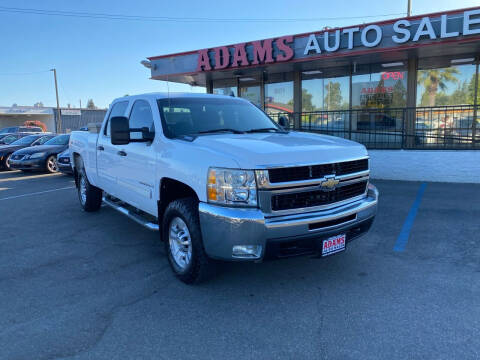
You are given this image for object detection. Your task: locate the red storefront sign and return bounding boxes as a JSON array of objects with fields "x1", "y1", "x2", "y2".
[{"x1": 196, "y1": 36, "x2": 294, "y2": 71}]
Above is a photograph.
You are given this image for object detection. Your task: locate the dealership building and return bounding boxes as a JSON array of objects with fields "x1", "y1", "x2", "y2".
[
  {"x1": 145, "y1": 7, "x2": 480, "y2": 182},
  {"x1": 0, "y1": 106, "x2": 106, "y2": 134}
]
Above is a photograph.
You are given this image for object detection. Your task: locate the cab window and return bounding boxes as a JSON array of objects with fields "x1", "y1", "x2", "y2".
[
  {"x1": 129, "y1": 100, "x2": 154, "y2": 140},
  {"x1": 104, "y1": 101, "x2": 129, "y2": 137}
]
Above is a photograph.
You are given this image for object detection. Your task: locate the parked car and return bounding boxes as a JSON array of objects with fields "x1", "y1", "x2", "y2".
[
  {"x1": 70, "y1": 93, "x2": 378, "y2": 284},
  {"x1": 0, "y1": 134, "x2": 55, "y2": 170},
  {"x1": 0, "y1": 133, "x2": 29, "y2": 145},
  {"x1": 9, "y1": 134, "x2": 70, "y2": 173},
  {"x1": 57, "y1": 148, "x2": 73, "y2": 175},
  {"x1": 0, "y1": 126, "x2": 44, "y2": 134}
]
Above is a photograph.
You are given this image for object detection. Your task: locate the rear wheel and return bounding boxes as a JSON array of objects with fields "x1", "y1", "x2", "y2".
[
  {"x1": 163, "y1": 198, "x2": 214, "y2": 284},
  {"x1": 77, "y1": 166, "x2": 102, "y2": 212},
  {"x1": 46, "y1": 155, "x2": 58, "y2": 173}
]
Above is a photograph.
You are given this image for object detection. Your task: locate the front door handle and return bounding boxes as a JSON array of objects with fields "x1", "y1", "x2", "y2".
[
  {"x1": 117, "y1": 150, "x2": 127, "y2": 157},
  {"x1": 97, "y1": 145, "x2": 104, "y2": 151}
]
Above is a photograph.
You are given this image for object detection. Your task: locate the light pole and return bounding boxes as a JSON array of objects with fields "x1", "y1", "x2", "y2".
[
  {"x1": 50, "y1": 68, "x2": 62, "y2": 133},
  {"x1": 407, "y1": 0, "x2": 412, "y2": 16}
]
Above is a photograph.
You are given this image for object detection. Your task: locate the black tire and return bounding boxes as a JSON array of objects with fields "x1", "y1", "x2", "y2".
[
  {"x1": 163, "y1": 198, "x2": 213, "y2": 284},
  {"x1": 45, "y1": 155, "x2": 58, "y2": 173},
  {"x1": 77, "y1": 167, "x2": 103, "y2": 212},
  {"x1": 3, "y1": 153, "x2": 12, "y2": 171}
]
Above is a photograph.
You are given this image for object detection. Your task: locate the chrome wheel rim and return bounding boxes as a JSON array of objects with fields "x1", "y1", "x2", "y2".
[
  {"x1": 5, "y1": 154, "x2": 11, "y2": 169},
  {"x1": 47, "y1": 157, "x2": 58, "y2": 172},
  {"x1": 168, "y1": 217, "x2": 192, "y2": 270},
  {"x1": 79, "y1": 175, "x2": 87, "y2": 206}
]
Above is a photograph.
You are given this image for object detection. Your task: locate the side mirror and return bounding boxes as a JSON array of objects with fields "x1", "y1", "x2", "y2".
[
  {"x1": 110, "y1": 116, "x2": 130, "y2": 145},
  {"x1": 278, "y1": 115, "x2": 289, "y2": 128}
]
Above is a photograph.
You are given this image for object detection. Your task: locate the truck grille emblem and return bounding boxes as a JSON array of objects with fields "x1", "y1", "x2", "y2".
[{"x1": 320, "y1": 175, "x2": 340, "y2": 191}]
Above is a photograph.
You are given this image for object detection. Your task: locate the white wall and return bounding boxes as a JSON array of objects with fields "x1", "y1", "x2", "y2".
[{"x1": 369, "y1": 150, "x2": 480, "y2": 183}]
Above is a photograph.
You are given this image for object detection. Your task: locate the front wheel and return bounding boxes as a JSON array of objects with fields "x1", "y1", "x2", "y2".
[
  {"x1": 3, "y1": 153, "x2": 12, "y2": 171},
  {"x1": 77, "y1": 169, "x2": 102, "y2": 212},
  {"x1": 46, "y1": 155, "x2": 58, "y2": 173},
  {"x1": 163, "y1": 198, "x2": 214, "y2": 284}
]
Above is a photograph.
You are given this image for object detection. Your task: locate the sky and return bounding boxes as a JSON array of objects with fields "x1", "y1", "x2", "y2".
[{"x1": 0, "y1": 0, "x2": 478, "y2": 109}]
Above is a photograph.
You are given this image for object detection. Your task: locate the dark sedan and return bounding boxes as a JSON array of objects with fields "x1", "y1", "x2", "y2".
[
  {"x1": 0, "y1": 134, "x2": 55, "y2": 170},
  {"x1": 57, "y1": 148, "x2": 73, "y2": 175},
  {"x1": 9, "y1": 134, "x2": 70, "y2": 173}
]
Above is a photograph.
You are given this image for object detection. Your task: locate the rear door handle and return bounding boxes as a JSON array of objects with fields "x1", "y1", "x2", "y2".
[
  {"x1": 97, "y1": 145, "x2": 104, "y2": 151},
  {"x1": 117, "y1": 150, "x2": 127, "y2": 157}
]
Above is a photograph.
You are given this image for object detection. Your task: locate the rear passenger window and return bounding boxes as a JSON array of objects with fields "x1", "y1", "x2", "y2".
[
  {"x1": 105, "y1": 101, "x2": 129, "y2": 137},
  {"x1": 129, "y1": 100, "x2": 154, "y2": 140}
]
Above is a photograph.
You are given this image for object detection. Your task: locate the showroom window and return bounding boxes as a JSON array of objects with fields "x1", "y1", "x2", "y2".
[
  {"x1": 415, "y1": 60, "x2": 478, "y2": 147},
  {"x1": 213, "y1": 87, "x2": 237, "y2": 97},
  {"x1": 264, "y1": 81, "x2": 293, "y2": 115},
  {"x1": 302, "y1": 76, "x2": 350, "y2": 111},
  {"x1": 416, "y1": 63, "x2": 477, "y2": 107},
  {"x1": 350, "y1": 64, "x2": 408, "y2": 148},
  {"x1": 352, "y1": 64, "x2": 408, "y2": 109},
  {"x1": 301, "y1": 71, "x2": 350, "y2": 136},
  {"x1": 213, "y1": 79, "x2": 238, "y2": 98}
]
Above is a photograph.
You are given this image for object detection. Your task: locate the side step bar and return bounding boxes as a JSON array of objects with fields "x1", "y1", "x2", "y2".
[{"x1": 102, "y1": 197, "x2": 159, "y2": 231}]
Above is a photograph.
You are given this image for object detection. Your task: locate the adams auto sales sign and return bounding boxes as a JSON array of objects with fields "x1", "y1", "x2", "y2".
[
  {"x1": 147, "y1": 8, "x2": 480, "y2": 78},
  {"x1": 195, "y1": 9, "x2": 480, "y2": 71}
]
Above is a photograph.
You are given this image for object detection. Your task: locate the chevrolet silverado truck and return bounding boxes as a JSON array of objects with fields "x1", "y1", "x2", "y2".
[{"x1": 69, "y1": 93, "x2": 378, "y2": 283}]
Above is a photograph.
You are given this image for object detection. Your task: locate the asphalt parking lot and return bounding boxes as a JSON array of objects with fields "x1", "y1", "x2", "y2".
[{"x1": 0, "y1": 171, "x2": 479, "y2": 360}]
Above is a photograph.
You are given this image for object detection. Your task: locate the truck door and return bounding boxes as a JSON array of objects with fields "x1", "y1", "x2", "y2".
[
  {"x1": 96, "y1": 100, "x2": 129, "y2": 196},
  {"x1": 115, "y1": 99, "x2": 157, "y2": 215}
]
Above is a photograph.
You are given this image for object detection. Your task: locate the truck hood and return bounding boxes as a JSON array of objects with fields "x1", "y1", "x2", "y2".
[{"x1": 193, "y1": 131, "x2": 368, "y2": 168}]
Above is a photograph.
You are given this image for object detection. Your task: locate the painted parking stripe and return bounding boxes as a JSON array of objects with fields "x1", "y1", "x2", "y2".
[
  {"x1": 0, "y1": 172, "x2": 61, "y2": 183},
  {"x1": 0, "y1": 186, "x2": 75, "y2": 201},
  {"x1": 394, "y1": 183, "x2": 427, "y2": 252}
]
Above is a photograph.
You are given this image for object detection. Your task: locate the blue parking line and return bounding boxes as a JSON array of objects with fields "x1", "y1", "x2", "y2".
[{"x1": 394, "y1": 183, "x2": 427, "y2": 252}]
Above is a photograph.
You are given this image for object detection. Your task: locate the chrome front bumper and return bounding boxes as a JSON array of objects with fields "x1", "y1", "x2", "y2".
[{"x1": 198, "y1": 184, "x2": 378, "y2": 261}]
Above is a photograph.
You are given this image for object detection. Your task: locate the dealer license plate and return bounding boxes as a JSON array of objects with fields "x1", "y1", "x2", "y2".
[{"x1": 321, "y1": 234, "x2": 346, "y2": 257}]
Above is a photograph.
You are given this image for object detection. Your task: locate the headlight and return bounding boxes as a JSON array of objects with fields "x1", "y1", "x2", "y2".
[
  {"x1": 207, "y1": 168, "x2": 257, "y2": 207},
  {"x1": 28, "y1": 152, "x2": 46, "y2": 159}
]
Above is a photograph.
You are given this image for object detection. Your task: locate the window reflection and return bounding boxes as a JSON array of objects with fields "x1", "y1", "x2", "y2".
[
  {"x1": 213, "y1": 87, "x2": 237, "y2": 97},
  {"x1": 239, "y1": 85, "x2": 261, "y2": 107}
]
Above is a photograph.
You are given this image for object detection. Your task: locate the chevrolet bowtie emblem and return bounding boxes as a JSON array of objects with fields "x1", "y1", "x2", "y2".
[{"x1": 320, "y1": 176, "x2": 339, "y2": 191}]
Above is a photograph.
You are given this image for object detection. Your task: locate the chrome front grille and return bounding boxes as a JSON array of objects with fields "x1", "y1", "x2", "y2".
[
  {"x1": 271, "y1": 181, "x2": 368, "y2": 211},
  {"x1": 268, "y1": 159, "x2": 368, "y2": 183},
  {"x1": 257, "y1": 157, "x2": 369, "y2": 215}
]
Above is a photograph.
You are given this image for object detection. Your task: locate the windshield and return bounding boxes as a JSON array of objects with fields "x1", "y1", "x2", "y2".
[
  {"x1": 0, "y1": 135, "x2": 18, "y2": 144},
  {"x1": 10, "y1": 135, "x2": 39, "y2": 145},
  {"x1": 157, "y1": 97, "x2": 282, "y2": 138},
  {"x1": 44, "y1": 134, "x2": 70, "y2": 145}
]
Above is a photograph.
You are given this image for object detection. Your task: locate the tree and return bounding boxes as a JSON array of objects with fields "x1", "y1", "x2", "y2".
[
  {"x1": 467, "y1": 73, "x2": 479, "y2": 105},
  {"x1": 86, "y1": 99, "x2": 96, "y2": 109},
  {"x1": 287, "y1": 89, "x2": 316, "y2": 112},
  {"x1": 449, "y1": 81, "x2": 469, "y2": 105},
  {"x1": 391, "y1": 80, "x2": 407, "y2": 108},
  {"x1": 324, "y1": 81, "x2": 342, "y2": 110},
  {"x1": 417, "y1": 68, "x2": 459, "y2": 106}
]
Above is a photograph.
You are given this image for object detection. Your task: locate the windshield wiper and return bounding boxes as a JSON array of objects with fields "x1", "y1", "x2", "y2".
[
  {"x1": 197, "y1": 128, "x2": 245, "y2": 134},
  {"x1": 245, "y1": 128, "x2": 288, "y2": 133}
]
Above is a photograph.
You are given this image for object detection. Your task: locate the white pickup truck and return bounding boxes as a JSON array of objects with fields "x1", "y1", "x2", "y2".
[{"x1": 70, "y1": 93, "x2": 378, "y2": 283}]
